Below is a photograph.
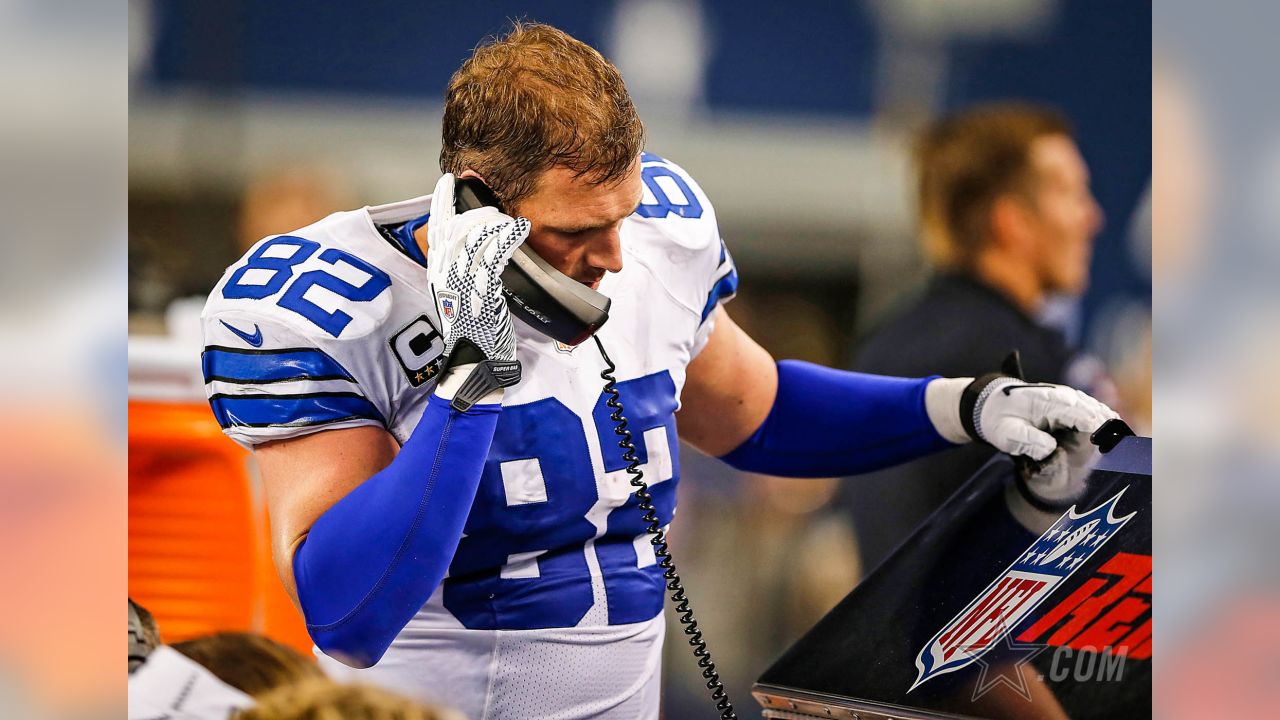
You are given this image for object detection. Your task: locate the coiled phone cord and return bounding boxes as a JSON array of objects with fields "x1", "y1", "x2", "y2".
[{"x1": 594, "y1": 336, "x2": 737, "y2": 720}]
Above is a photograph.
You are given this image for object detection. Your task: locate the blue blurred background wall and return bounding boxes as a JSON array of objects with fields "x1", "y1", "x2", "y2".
[{"x1": 132, "y1": 0, "x2": 1149, "y2": 352}]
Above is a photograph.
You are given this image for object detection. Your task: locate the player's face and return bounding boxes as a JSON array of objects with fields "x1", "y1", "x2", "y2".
[
  {"x1": 1025, "y1": 135, "x2": 1104, "y2": 295},
  {"x1": 510, "y1": 161, "x2": 645, "y2": 291}
]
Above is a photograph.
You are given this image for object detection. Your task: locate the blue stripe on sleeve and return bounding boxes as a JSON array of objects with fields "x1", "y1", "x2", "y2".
[
  {"x1": 202, "y1": 346, "x2": 356, "y2": 384},
  {"x1": 700, "y1": 267, "x2": 740, "y2": 322},
  {"x1": 209, "y1": 392, "x2": 384, "y2": 429}
]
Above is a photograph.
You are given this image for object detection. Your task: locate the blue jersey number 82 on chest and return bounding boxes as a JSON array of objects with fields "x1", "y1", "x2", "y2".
[
  {"x1": 222, "y1": 236, "x2": 391, "y2": 337},
  {"x1": 444, "y1": 371, "x2": 680, "y2": 630}
]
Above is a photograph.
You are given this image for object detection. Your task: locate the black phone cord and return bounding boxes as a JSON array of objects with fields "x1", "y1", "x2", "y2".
[{"x1": 594, "y1": 336, "x2": 737, "y2": 720}]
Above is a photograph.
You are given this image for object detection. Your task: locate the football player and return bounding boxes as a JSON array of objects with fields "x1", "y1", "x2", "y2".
[{"x1": 200, "y1": 23, "x2": 1118, "y2": 720}]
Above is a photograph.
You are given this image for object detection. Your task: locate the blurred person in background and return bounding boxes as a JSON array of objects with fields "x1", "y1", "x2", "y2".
[
  {"x1": 837, "y1": 104, "x2": 1117, "y2": 572},
  {"x1": 127, "y1": 603, "x2": 274, "y2": 719},
  {"x1": 172, "y1": 632, "x2": 326, "y2": 698},
  {"x1": 198, "y1": 24, "x2": 1117, "y2": 720},
  {"x1": 129, "y1": 645, "x2": 254, "y2": 720},
  {"x1": 130, "y1": 597, "x2": 162, "y2": 673},
  {"x1": 235, "y1": 679, "x2": 461, "y2": 720}
]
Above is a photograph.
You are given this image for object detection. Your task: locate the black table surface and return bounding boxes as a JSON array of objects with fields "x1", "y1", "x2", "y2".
[{"x1": 756, "y1": 437, "x2": 1152, "y2": 720}]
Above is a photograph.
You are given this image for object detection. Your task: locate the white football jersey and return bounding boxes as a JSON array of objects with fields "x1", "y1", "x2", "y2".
[{"x1": 201, "y1": 154, "x2": 738, "y2": 719}]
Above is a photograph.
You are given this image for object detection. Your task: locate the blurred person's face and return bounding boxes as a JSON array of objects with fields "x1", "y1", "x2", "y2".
[
  {"x1": 1023, "y1": 135, "x2": 1104, "y2": 295},
  {"x1": 498, "y1": 161, "x2": 645, "y2": 291}
]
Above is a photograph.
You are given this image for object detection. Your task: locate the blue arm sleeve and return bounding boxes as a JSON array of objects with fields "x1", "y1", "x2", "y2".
[
  {"x1": 718, "y1": 360, "x2": 956, "y2": 477},
  {"x1": 292, "y1": 393, "x2": 498, "y2": 668}
]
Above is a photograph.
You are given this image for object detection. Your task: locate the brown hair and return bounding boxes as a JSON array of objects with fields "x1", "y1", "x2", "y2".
[
  {"x1": 440, "y1": 22, "x2": 645, "y2": 209},
  {"x1": 171, "y1": 632, "x2": 325, "y2": 698},
  {"x1": 234, "y1": 679, "x2": 456, "y2": 720},
  {"x1": 915, "y1": 104, "x2": 1072, "y2": 268}
]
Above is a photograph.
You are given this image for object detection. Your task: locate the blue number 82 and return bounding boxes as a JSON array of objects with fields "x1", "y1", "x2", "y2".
[
  {"x1": 443, "y1": 372, "x2": 680, "y2": 630},
  {"x1": 222, "y1": 235, "x2": 391, "y2": 338},
  {"x1": 635, "y1": 153, "x2": 704, "y2": 219}
]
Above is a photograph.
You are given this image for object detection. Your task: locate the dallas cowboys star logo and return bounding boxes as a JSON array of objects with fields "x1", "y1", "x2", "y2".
[{"x1": 965, "y1": 627, "x2": 1048, "y2": 703}]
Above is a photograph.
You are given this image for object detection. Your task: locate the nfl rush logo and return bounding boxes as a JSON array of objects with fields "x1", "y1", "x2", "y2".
[{"x1": 909, "y1": 487, "x2": 1136, "y2": 691}]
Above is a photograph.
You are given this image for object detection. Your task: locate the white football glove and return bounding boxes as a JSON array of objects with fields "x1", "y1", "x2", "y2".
[
  {"x1": 972, "y1": 377, "x2": 1118, "y2": 459},
  {"x1": 427, "y1": 173, "x2": 530, "y2": 409},
  {"x1": 427, "y1": 172, "x2": 529, "y2": 362},
  {"x1": 927, "y1": 375, "x2": 1119, "y2": 461}
]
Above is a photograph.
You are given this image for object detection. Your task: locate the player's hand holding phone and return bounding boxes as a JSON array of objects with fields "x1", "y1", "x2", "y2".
[
  {"x1": 964, "y1": 376, "x2": 1118, "y2": 461},
  {"x1": 427, "y1": 173, "x2": 530, "y2": 409}
]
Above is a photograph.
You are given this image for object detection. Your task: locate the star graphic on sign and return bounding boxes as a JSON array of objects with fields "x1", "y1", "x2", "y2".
[
  {"x1": 965, "y1": 627, "x2": 1048, "y2": 703},
  {"x1": 415, "y1": 371, "x2": 426, "y2": 382}
]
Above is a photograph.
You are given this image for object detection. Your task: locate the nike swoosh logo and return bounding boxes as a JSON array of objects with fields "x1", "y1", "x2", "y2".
[
  {"x1": 1001, "y1": 383, "x2": 1057, "y2": 395},
  {"x1": 220, "y1": 320, "x2": 263, "y2": 347}
]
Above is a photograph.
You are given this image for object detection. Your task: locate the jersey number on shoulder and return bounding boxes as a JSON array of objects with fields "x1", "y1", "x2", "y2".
[
  {"x1": 635, "y1": 152, "x2": 704, "y2": 219},
  {"x1": 222, "y1": 236, "x2": 391, "y2": 338},
  {"x1": 444, "y1": 372, "x2": 678, "y2": 630}
]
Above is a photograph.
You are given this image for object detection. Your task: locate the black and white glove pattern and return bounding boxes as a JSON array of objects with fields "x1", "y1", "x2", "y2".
[
  {"x1": 427, "y1": 173, "x2": 530, "y2": 365},
  {"x1": 427, "y1": 173, "x2": 530, "y2": 410}
]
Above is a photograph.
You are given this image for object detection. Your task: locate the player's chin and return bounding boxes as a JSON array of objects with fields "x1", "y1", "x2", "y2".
[
  {"x1": 1065, "y1": 271, "x2": 1090, "y2": 295},
  {"x1": 1051, "y1": 264, "x2": 1090, "y2": 295}
]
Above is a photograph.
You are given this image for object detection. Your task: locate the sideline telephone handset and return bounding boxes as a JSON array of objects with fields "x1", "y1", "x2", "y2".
[
  {"x1": 453, "y1": 177, "x2": 611, "y2": 346},
  {"x1": 1000, "y1": 350, "x2": 1136, "y2": 511},
  {"x1": 453, "y1": 177, "x2": 738, "y2": 718}
]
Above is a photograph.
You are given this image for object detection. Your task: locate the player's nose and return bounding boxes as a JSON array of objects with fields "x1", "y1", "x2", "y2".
[{"x1": 588, "y1": 227, "x2": 624, "y2": 273}]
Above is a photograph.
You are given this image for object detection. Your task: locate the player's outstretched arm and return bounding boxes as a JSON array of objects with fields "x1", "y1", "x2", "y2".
[
  {"x1": 264, "y1": 174, "x2": 530, "y2": 669},
  {"x1": 679, "y1": 307, "x2": 1117, "y2": 478}
]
